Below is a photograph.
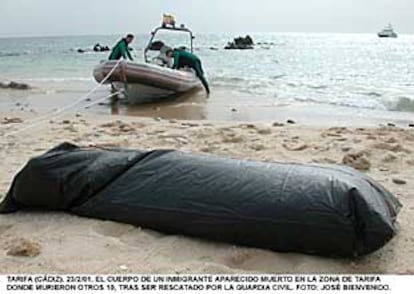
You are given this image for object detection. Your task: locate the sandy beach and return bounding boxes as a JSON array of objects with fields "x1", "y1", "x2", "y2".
[{"x1": 1, "y1": 113, "x2": 413, "y2": 274}]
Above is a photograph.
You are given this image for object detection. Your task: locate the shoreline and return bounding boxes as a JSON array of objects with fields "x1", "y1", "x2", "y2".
[
  {"x1": 1, "y1": 87, "x2": 414, "y2": 128},
  {"x1": 1, "y1": 113, "x2": 413, "y2": 274}
]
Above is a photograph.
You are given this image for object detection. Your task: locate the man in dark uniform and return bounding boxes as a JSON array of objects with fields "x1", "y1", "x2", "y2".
[
  {"x1": 109, "y1": 34, "x2": 134, "y2": 61},
  {"x1": 166, "y1": 49, "x2": 210, "y2": 94}
]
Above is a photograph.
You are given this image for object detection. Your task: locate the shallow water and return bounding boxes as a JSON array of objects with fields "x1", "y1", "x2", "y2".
[{"x1": 1, "y1": 33, "x2": 414, "y2": 124}]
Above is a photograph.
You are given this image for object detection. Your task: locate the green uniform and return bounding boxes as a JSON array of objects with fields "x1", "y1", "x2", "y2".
[
  {"x1": 109, "y1": 38, "x2": 133, "y2": 61},
  {"x1": 172, "y1": 50, "x2": 210, "y2": 94}
]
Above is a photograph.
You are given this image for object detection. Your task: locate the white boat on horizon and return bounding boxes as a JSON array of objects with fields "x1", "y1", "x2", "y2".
[{"x1": 378, "y1": 24, "x2": 398, "y2": 38}]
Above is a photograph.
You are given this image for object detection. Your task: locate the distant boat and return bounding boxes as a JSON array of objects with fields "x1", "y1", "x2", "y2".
[{"x1": 378, "y1": 24, "x2": 398, "y2": 38}]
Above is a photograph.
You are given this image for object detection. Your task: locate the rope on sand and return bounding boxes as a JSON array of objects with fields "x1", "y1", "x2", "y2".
[{"x1": 1, "y1": 59, "x2": 124, "y2": 137}]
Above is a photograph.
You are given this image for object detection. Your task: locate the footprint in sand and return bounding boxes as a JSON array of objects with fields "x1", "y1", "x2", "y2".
[
  {"x1": 382, "y1": 153, "x2": 398, "y2": 163},
  {"x1": 282, "y1": 142, "x2": 308, "y2": 151},
  {"x1": 373, "y1": 142, "x2": 409, "y2": 153},
  {"x1": 92, "y1": 221, "x2": 137, "y2": 238},
  {"x1": 217, "y1": 248, "x2": 300, "y2": 272},
  {"x1": 343, "y1": 151, "x2": 371, "y2": 171},
  {"x1": 92, "y1": 221, "x2": 165, "y2": 244},
  {"x1": 121, "y1": 230, "x2": 166, "y2": 248},
  {"x1": 219, "y1": 248, "x2": 257, "y2": 268},
  {"x1": 0, "y1": 224, "x2": 13, "y2": 236},
  {"x1": 222, "y1": 134, "x2": 245, "y2": 144}
]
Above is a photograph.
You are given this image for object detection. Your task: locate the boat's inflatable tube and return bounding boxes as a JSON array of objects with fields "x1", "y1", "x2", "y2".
[
  {"x1": 94, "y1": 60, "x2": 201, "y2": 93},
  {"x1": 0, "y1": 143, "x2": 401, "y2": 257}
]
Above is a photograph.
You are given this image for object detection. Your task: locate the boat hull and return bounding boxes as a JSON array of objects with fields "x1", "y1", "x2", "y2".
[
  {"x1": 111, "y1": 82, "x2": 176, "y2": 104},
  {"x1": 94, "y1": 60, "x2": 202, "y2": 104}
]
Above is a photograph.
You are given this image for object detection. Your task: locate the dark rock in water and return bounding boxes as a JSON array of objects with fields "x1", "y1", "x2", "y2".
[
  {"x1": 78, "y1": 44, "x2": 110, "y2": 54},
  {"x1": 225, "y1": 43, "x2": 254, "y2": 50},
  {"x1": 209, "y1": 47, "x2": 219, "y2": 51},
  {"x1": 9, "y1": 81, "x2": 30, "y2": 90},
  {"x1": 0, "y1": 81, "x2": 31, "y2": 90},
  {"x1": 93, "y1": 43, "x2": 110, "y2": 52},
  {"x1": 224, "y1": 35, "x2": 255, "y2": 50},
  {"x1": 272, "y1": 122, "x2": 285, "y2": 127},
  {"x1": 225, "y1": 42, "x2": 254, "y2": 50},
  {"x1": 238, "y1": 35, "x2": 254, "y2": 46},
  {"x1": 149, "y1": 40, "x2": 165, "y2": 51}
]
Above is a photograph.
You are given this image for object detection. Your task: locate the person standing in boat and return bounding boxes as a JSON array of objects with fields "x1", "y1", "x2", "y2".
[
  {"x1": 166, "y1": 48, "x2": 210, "y2": 94},
  {"x1": 108, "y1": 34, "x2": 135, "y2": 61}
]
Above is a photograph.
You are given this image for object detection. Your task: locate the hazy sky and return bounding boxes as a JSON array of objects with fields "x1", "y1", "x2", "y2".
[{"x1": 0, "y1": 0, "x2": 412, "y2": 37}]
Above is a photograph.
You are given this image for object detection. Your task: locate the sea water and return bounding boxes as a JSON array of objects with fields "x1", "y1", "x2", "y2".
[{"x1": 0, "y1": 33, "x2": 414, "y2": 124}]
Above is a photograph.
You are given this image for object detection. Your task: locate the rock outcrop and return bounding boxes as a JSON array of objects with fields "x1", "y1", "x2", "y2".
[
  {"x1": 0, "y1": 81, "x2": 31, "y2": 90},
  {"x1": 93, "y1": 43, "x2": 110, "y2": 52},
  {"x1": 225, "y1": 35, "x2": 254, "y2": 50}
]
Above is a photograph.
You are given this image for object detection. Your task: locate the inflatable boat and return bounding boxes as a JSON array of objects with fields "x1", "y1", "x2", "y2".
[
  {"x1": 93, "y1": 21, "x2": 202, "y2": 104},
  {"x1": 93, "y1": 60, "x2": 201, "y2": 104}
]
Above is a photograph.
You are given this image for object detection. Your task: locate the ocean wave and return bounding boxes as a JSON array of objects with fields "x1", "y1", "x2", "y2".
[
  {"x1": 308, "y1": 85, "x2": 329, "y2": 90},
  {"x1": 362, "y1": 91, "x2": 382, "y2": 97},
  {"x1": 210, "y1": 76, "x2": 247, "y2": 84},
  {"x1": 271, "y1": 74, "x2": 286, "y2": 80},
  {"x1": 386, "y1": 96, "x2": 414, "y2": 112},
  {"x1": 0, "y1": 52, "x2": 27, "y2": 58},
  {"x1": 210, "y1": 76, "x2": 283, "y2": 97},
  {"x1": 293, "y1": 96, "x2": 384, "y2": 110},
  {"x1": 210, "y1": 75, "x2": 286, "y2": 87}
]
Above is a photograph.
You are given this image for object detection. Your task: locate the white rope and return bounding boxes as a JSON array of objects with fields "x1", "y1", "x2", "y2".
[
  {"x1": 1, "y1": 58, "x2": 123, "y2": 130},
  {"x1": 3, "y1": 90, "x2": 123, "y2": 137},
  {"x1": 1, "y1": 59, "x2": 124, "y2": 137},
  {"x1": 0, "y1": 59, "x2": 122, "y2": 136},
  {"x1": 82, "y1": 91, "x2": 123, "y2": 109}
]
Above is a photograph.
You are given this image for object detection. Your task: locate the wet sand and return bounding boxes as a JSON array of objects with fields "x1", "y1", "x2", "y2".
[
  {"x1": 0, "y1": 111, "x2": 413, "y2": 274},
  {"x1": 1, "y1": 86, "x2": 414, "y2": 127}
]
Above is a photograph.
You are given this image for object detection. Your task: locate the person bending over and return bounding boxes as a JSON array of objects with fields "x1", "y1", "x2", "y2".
[{"x1": 166, "y1": 49, "x2": 210, "y2": 94}]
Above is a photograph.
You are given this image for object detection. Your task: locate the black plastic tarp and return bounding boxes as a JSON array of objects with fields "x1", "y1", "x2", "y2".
[{"x1": 0, "y1": 142, "x2": 401, "y2": 257}]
